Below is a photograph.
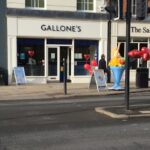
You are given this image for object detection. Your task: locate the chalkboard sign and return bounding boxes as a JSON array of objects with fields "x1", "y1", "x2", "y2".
[
  {"x1": 89, "y1": 69, "x2": 107, "y2": 92},
  {"x1": 13, "y1": 67, "x2": 26, "y2": 85}
]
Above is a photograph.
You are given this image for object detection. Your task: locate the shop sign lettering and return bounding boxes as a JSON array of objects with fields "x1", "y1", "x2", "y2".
[
  {"x1": 41, "y1": 24, "x2": 82, "y2": 32},
  {"x1": 131, "y1": 26, "x2": 150, "y2": 33}
]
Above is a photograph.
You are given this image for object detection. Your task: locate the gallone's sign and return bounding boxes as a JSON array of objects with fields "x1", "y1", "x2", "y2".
[{"x1": 41, "y1": 24, "x2": 82, "y2": 32}]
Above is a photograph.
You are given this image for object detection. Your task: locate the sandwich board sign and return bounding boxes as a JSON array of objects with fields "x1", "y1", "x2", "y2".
[
  {"x1": 89, "y1": 69, "x2": 107, "y2": 92},
  {"x1": 13, "y1": 67, "x2": 26, "y2": 85}
]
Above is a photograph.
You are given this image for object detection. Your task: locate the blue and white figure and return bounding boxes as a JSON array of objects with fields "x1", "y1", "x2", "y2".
[{"x1": 110, "y1": 66, "x2": 125, "y2": 90}]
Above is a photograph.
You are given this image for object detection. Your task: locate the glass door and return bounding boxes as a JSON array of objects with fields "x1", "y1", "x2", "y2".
[
  {"x1": 48, "y1": 47, "x2": 59, "y2": 80},
  {"x1": 47, "y1": 46, "x2": 71, "y2": 82}
]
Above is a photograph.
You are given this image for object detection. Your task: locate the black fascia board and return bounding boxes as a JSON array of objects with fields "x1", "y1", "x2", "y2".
[{"x1": 7, "y1": 8, "x2": 109, "y2": 20}]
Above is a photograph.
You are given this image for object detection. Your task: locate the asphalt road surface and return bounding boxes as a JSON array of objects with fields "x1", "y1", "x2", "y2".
[{"x1": 0, "y1": 93, "x2": 150, "y2": 150}]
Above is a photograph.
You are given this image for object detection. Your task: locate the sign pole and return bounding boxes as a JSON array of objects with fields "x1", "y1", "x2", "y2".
[{"x1": 125, "y1": 0, "x2": 131, "y2": 110}]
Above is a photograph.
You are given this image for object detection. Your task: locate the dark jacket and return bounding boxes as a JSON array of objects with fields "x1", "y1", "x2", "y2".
[{"x1": 98, "y1": 59, "x2": 107, "y2": 73}]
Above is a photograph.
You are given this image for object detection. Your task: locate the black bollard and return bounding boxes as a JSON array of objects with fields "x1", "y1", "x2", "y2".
[{"x1": 63, "y1": 58, "x2": 67, "y2": 95}]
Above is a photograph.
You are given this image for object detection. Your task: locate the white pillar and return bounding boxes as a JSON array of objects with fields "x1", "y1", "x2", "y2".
[{"x1": 7, "y1": 36, "x2": 17, "y2": 84}]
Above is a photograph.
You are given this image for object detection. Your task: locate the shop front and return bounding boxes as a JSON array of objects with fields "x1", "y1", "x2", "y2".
[
  {"x1": 17, "y1": 38, "x2": 99, "y2": 83},
  {"x1": 113, "y1": 21, "x2": 150, "y2": 82},
  {"x1": 8, "y1": 17, "x2": 107, "y2": 84}
]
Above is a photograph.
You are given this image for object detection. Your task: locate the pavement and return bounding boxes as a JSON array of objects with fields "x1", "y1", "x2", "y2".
[
  {"x1": 0, "y1": 82, "x2": 149, "y2": 101},
  {"x1": 0, "y1": 81, "x2": 150, "y2": 119}
]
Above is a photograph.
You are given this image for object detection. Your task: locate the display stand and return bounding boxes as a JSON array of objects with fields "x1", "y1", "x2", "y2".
[
  {"x1": 89, "y1": 69, "x2": 107, "y2": 92},
  {"x1": 13, "y1": 67, "x2": 26, "y2": 85}
]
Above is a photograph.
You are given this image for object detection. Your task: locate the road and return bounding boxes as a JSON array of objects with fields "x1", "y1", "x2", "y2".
[{"x1": 0, "y1": 92, "x2": 150, "y2": 150}]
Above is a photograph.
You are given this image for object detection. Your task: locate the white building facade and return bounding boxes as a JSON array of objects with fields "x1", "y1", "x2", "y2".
[{"x1": 3, "y1": 0, "x2": 150, "y2": 84}]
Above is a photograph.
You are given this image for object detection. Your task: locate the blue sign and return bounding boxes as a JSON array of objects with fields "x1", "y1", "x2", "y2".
[{"x1": 13, "y1": 67, "x2": 26, "y2": 84}]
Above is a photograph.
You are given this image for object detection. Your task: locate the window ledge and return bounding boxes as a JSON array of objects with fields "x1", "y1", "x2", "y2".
[{"x1": 25, "y1": 7, "x2": 46, "y2": 10}]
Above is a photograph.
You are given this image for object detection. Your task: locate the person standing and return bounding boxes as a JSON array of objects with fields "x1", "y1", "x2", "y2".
[
  {"x1": 99, "y1": 54, "x2": 107, "y2": 73},
  {"x1": 99, "y1": 54, "x2": 108, "y2": 82}
]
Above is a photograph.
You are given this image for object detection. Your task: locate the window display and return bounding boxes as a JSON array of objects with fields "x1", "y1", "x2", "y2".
[
  {"x1": 118, "y1": 40, "x2": 148, "y2": 69},
  {"x1": 17, "y1": 38, "x2": 45, "y2": 76},
  {"x1": 74, "y1": 40, "x2": 98, "y2": 75}
]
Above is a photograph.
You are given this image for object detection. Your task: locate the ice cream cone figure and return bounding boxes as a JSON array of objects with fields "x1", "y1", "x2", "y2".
[
  {"x1": 110, "y1": 66, "x2": 124, "y2": 90},
  {"x1": 109, "y1": 44, "x2": 125, "y2": 90}
]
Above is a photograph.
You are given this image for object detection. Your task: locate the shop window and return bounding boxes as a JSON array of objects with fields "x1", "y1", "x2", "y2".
[
  {"x1": 139, "y1": 43, "x2": 148, "y2": 67},
  {"x1": 129, "y1": 43, "x2": 138, "y2": 69},
  {"x1": 118, "y1": 41, "x2": 148, "y2": 69},
  {"x1": 148, "y1": 0, "x2": 150, "y2": 15},
  {"x1": 118, "y1": 43, "x2": 125, "y2": 57},
  {"x1": 74, "y1": 40, "x2": 98, "y2": 76},
  {"x1": 25, "y1": 0, "x2": 45, "y2": 8},
  {"x1": 118, "y1": 42, "x2": 138, "y2": 69},
  {"x1": 77, "y1": 0, "x2": 95, "y2": 12},
  {"x1": 130, "y1": 43, "x2": 148, "y2": 68},
  {"x1": 17, "y1": 38, "x2": 45, "y2": 76}
]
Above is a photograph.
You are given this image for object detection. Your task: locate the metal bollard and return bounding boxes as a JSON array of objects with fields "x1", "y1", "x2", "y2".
[{"x1": 63, "y1": 58, "x2": 67, "y2": 95}]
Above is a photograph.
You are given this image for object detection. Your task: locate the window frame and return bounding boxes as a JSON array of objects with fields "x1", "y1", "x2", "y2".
[
  {"x1": 77, "y1": 0, "x2": 96, "y2": 12},
  {"x1": 131, "y1": 0, "x2": 149, "y2": 17},
  {"x1": 25, "y1": 0, "x2": 46, "y2": 9},
  {"x1": 131, "y1": 0, "x2": 137, "y2": 17},
  {"x1": 118, "y1": 39, "x2": 148, "y2": 69}
]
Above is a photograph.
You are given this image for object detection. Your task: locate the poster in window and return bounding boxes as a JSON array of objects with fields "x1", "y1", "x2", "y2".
[
  {"x1": 51, "y1": 53, "x2": 55, "y2": 59},
  {"x1": 75, "y1": 53, "x2": 82, "y2": 59}
]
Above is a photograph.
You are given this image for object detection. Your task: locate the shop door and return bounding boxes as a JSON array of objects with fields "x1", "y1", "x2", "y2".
[
  {"x1": 60, "y1": 46, "x2": 71, "y2": 82},
  {"x1": 48, "y1": 47, "x2": 59, "y2": 81}
]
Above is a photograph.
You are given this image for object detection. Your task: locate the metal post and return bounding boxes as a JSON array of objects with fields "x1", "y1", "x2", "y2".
[
  {"x1": 125, "y1": 0, "x2": 131, "y2": 110},
  {"x1": 107, "y1": 13, "x2": 111, "y2": 83},
  {"x1": 63, "y1": 58, "x2": 67, "y2": 95}
]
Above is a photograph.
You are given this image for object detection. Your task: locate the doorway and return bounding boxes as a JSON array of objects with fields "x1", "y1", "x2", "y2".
[{"x1": 47, "y1": 46, "x2": 71, "y2": 82}]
